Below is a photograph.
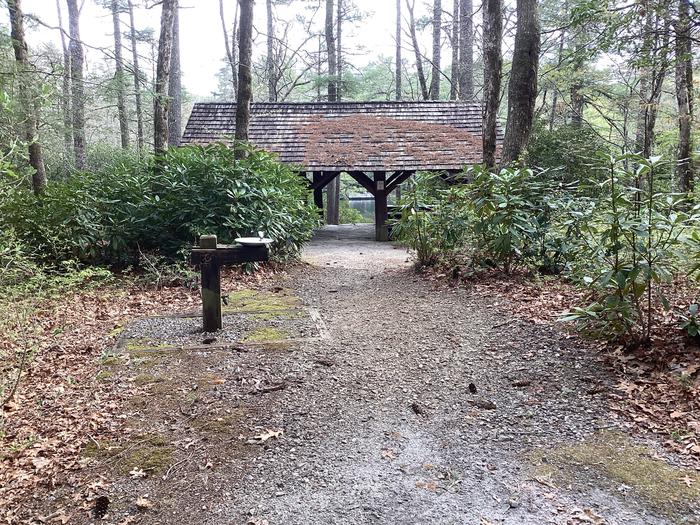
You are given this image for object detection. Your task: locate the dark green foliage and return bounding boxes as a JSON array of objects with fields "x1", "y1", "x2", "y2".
[
  {"x1": 0, "y1": 144, "x2": 320, "y2": 267},
  {"x1": 559, "y1": 154, "x2": 695, "y2": 344},
  {"x1": 527, "y1": 124, "x2": 609, "y2": 187}
]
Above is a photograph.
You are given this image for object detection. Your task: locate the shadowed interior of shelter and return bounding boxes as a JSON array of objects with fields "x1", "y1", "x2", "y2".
[{"x1": 182, "y1": 101, "x2": 502, "y2": 241}]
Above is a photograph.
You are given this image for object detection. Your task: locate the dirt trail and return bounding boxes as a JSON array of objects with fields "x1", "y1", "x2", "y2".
[{"x1": 104, "y1": 225, "x2": 699, "y2": 525}]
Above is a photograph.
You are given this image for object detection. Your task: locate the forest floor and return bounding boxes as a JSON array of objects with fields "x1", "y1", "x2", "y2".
[{"x1": 2, "y1": 224, "x2": 700, "y2": 524}]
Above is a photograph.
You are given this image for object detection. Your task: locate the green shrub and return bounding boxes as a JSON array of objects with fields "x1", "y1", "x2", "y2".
[
  {"x1": 0, "y1": 143, "x2": 320, "y2": 267},
  {"x1": 527, "y1": 124, "x2": 610, "y2": 188},
  {"x1": 561, "y1": 154, "x2": 694, "y2": 344}
]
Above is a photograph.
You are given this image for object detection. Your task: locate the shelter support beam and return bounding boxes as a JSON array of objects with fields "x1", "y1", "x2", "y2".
[
  {"x1": 374, "y1": 171, "x2": 388, "y2": 242},
  {"x1": 386, "y1": 171, "x2": 414, "y2": 194},
  {"x1": 312, "y1": 173, "x2": 324, "y2": 209}
]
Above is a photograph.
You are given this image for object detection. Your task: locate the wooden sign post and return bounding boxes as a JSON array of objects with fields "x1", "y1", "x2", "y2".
[{"x1": 190, "y1": 234, "x2": 269, "y2": 332}]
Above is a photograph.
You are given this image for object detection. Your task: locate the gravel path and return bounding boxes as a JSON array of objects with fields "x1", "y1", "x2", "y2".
[
  {"x1": 212, "y1": 225, "x2": 693, "y2": 525},
  {"x1": 108, "y1": 225, "x2": 697, "y2": 524}
]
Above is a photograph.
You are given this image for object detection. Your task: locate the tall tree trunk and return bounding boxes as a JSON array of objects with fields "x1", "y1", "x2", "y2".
[
  {"x1": 7, "y1": 0, "x2": 46, "y2": 194},
  {"x1": 127, "y1": 0, "x2": 144, "y2": 152},
  {"x1": 112, "y1": 0, "x2": 130, "y2": 149},
  {"x1": 66, "y1": 0, "x2": 86, "y2": 169},
  {"x1": 55, "y1": 0, "x2": 72, "y2": 158},
  {"x1": 234, "y1": 0, "x2": 254, "y2": 157},
  {"x1": 429, "y1": 0, "x2": 442, "y2": 99},
  {"x1": 220, "y1": 0, "x2": 238, "y2": 95},
  {"x1": 337, "y1": 0, "x2": 343, "y2": 101},
  {"x1": 482, "y1": 0, "x2": 502, "y2": 168},
  {"x1": 676, "y1": 0, "x2": 694, "y2": 192},
  {"x1": 549, "y1": 26, "x2": 565, "y2": 129},
  {"x1": 396, "y1": 0, "x2": 402, "y2": 100},
  {"x1": 406, "y1": 0, "x2": 429, "y2": 100},
  {"x1": 154, "y1": 0, "x2": 176, "y2": 155},
  {"x1": 458, "y1": 0, "x2": 474, "y2": 99},
  {"x1": 501, "y1": 0, "x2": 540, "y2": 165},
  {"x1": 168, "y1": 6, "x2": 181, "y2": 147},
  {"x1": 325, "y1": 0, "x2": 339, "y2": 224},
  {"x1": 450, "y1": 0, "x2": 459, "y2": 100},
  {"x1": 325, "y1": 0, "x2": 338, "y2": 102},
  {"x1": 266, "y1": 0, "x2": 276, "y2": 101}
]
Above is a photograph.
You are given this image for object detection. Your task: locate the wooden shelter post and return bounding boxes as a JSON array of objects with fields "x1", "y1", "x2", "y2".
[
  {"x1": 312, "y1": 173, "x2": 324, "y2": 210},
  {"x1": 374, "y1": 171, "x2": 388, "y2": 241}
]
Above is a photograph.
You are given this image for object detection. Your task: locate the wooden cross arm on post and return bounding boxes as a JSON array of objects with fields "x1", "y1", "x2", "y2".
[
  {"x1": 190, "y1": 235, "x2": 270, "y2": 333},
  {"x1": 190, "y1": 244, "x2": 269, "y2": 266}
]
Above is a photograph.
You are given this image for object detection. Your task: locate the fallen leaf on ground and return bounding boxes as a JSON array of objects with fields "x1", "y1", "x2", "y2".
[
  {"x1": 247, "y1": 429, "x2": 283, "y2": 444},
  {"x1": 129, "y1": 467, "x2": 147, "y2": 479},
  {"x1": 135, "y1": 496, "x2": 154, "y2": 510}
]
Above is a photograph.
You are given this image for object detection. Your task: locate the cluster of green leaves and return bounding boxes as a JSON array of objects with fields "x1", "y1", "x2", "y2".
[
  {"x1": 0, "y1": 143, "x2": 320, "y2": 268},
  {"x1": 562, "y1": 155, "x2": 698, "y2": 344},
  {"x1": 392, "y1": 154, "x2": 700, "y2": 344}
]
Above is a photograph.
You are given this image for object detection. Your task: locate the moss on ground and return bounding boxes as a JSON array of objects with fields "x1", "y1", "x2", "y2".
[
  {"x1": 222, "y1": 289, "x2": 301, "y2": 314},
  {"x1": 243, "y1": 327, "x2": 290, "y2": 343},
  {"x1": 84, "y1": 434, "x2": 173, "y2": 474},
  {"x1": 529, "y1": 431, "x2": 699, "y2": 517},
  {"x1": 192, "y1": 413, "x2": 242, "y2": 434}
]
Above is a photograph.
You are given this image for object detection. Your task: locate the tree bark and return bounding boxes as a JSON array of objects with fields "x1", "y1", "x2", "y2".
[
  {"x1": 501, "y1": 0, "x2": 540, "y2": 165},
  {"x1": 55, "y1": 0, "x2": 72, "y2": 157},
  {"x1": 676, "y1": 0, "x2": 694, "y2": 192},
  {"x1": 127, "y1": 0, "x2": 144, "y2": 152},
  {"x1": 168, "y1": 6, "x2": 181, "y2": 146},
  {"x1": 66, "y1": 0, "x2": 86, "y2": 169},
  {"x1": 154, "y1": 0, "x2": 176, "y2": 155},
  {"x1": 429, "y1": 0, "x2": 442, "y2": 100},
  {"x1": 266, "y1": 0, "x2": 276, "y2": 101},
  {"x1": 458, "y1": 0, "x2": 473, "y2": 99},
  {"x1": 325, "y1": 0, "x2": 338, "y2": 102},
  {"x1": 7, "y1": 0, "x2": 46, "y2": 194},
  {"x1": 337, "y1": 0, "x2": 343, "y2": 101},
  {"x1": 406, "y1": 0, "x2": 429, "y2": 100},
  {"x1": 450, "y1": 0, "x2": 459, "y2": 100},
  {"x1": 396, "y1": 0, "x2": 402, "y2": 100},
  {"x1": 234, "y1": 0, "x2": 254, "y2": 156},
  {"x1": 220, "y1": 0, "x2": 239, "y2": 95},
  {"x1": 112, "y1": 0, "x2": 130, "y2": 149},
  {"x1": 482, "y1": 0, "x2": 502, "y2": 169}
]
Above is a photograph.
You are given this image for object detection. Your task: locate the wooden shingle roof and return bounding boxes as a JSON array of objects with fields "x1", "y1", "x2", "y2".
[{"x1": 182, "y1": 101, "x2": 499, "y2": 172}]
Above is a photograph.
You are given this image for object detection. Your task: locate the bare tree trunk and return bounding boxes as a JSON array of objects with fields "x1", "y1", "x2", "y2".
[
  {"x1": 429, "y1": 0, "x2": 442, "y2": 100},
  {"x1": 220, "y1": 0, "x2": 238, "y2": 95},
  {"x1": 396, "y1": 0, "x2": 402, "y2": 100},
  {"x1": 325, "y1": 0, "x2": 339, "y2": 224},
  {"x1": 549, "y1": 27, "x2": 565, "y2": 129},
  {"x1": 325, "y1": 0, "x2": 338, "y2": 102},
  {"x1": 450, "y1": 0, "x2": 459, "y2": 100},
  {"x1": 168, "y1": 6, "x2": 181, "y2": 147},
  {"x1": 7, "y1": 0, "x2": 46, "y2": 194},
  {"x1": 406, "y1": 0, "x2": 429, "y2": 100},
  {"x1": 458, "y1": 0, "x2": 474, "y2": 99},
  {"x1": 266, "y1": 0, "x2": 276, "y2": 101},
  {"x1": 482, "y1": 0, "x2": 502, "y2": 168},
  {"x1": 337, "y1": 0, "x2": 343, "y2": 101},
  {"x1": 66, "y1": 0, "x2": 86, "y2": 169},
  {"x1": 128, "y1": 0, "x2": 144, "y2": 152},
  {"x1": 154, "y1": 0, "x2": 176, "y2": 155},
  {"x1": 55, "y1": 0, "x2": 72, "y2": 158},
  {"x1": 234, "y1": 0, "x2": 254, "y2": 157},
  {"x1": 676, "y1": 0, "x2": 694, "y2": 192},
  {"x1": 501, "y1": 0, "x2": 540, "y2": 165},
  {"x1": 112, "y1": 0, "x2": 130, "y2": 149}
]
